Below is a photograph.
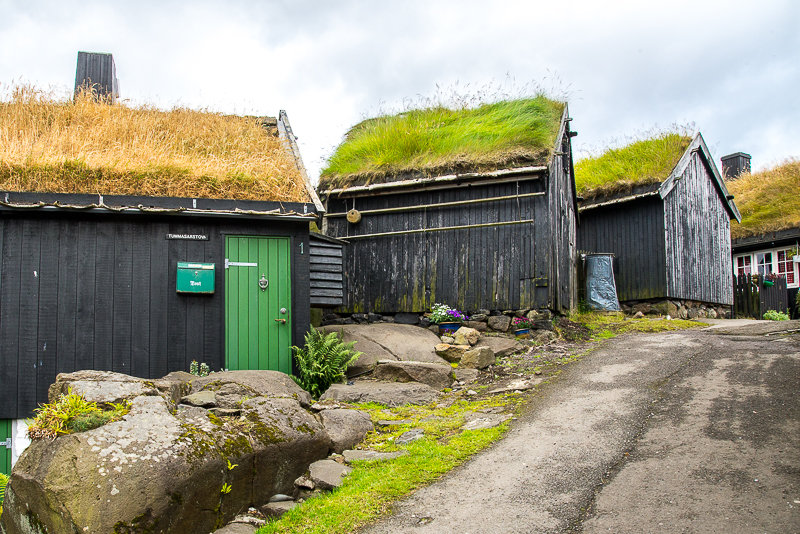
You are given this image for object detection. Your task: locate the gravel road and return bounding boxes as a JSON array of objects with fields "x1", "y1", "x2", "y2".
[{"x1": 358, "y1": 326, "x2": 800, "y2": 534}]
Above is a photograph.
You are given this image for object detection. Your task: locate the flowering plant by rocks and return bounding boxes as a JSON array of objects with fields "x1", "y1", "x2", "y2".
[
  {"x1": 430, "y1": 303, "x2": 467, "y2": 324},
  {"x1": 512, "y1": 317, "x2": 533, "y2": 329}
]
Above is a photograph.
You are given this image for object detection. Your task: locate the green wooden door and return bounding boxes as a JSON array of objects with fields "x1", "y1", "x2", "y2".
[
  {"x1": 1, "y1": 419, "x2": 11, "y2": 476},
  {"x1": 225, "y1": 236, "x2": 292, "y2": 374}
]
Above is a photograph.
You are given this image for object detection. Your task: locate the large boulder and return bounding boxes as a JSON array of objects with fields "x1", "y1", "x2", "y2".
[
  {"x1": 320, "y1": 381, "x2": 439, "y2": 407},
  {"x1": 373, "y1": 360, "x2": 454, "y2": 390},
  {"x1": 453, "y1": 326, "x2": 481, "y2": 346},
  {"x1": 461, "y1": 347, "x2": 496, "y2": 369},
  {"x1": 474, "y1": 336, "x2": 524, "y2": 358},
  {"x1": 1, "y1": 371, "x2": 330, "y2": 534},
  {"x1": 319, "y1": 324, "x2": 448, "y2": 377},
  {"x1": 435, "y1": 343, "x2": 470, "y2": 363}
]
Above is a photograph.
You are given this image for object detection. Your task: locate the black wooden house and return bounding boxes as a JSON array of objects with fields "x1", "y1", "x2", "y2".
[
  {"x1": 577, "y1": 133, "x2": 741, "y2": 309},
  {"x1": 0, "y1": 57, "x2": 324, "y2": 472},
  {"x1": 318, "y1": 98, "x2": 578, "y2": 315}
]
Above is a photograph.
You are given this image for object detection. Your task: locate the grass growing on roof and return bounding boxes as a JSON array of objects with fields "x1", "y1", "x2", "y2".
[
  {"x1": 320, "y1": 96, "x2": 565, "y2": 188},
  {"x1": 0, "y1": 84, "x2": 307, "y2": 202},
  {"x1": 726, "y1": 159, "x2": 800, "y2": 239},
  {"x1": 575, "y1": 132, "x2": 691, "y2": 198}
]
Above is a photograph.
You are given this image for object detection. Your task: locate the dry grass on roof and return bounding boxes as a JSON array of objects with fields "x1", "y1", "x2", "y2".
[
  {"x1": 727, "y1": 159, "x2": 800, "y2": 239},
  {"x1": 0, "y1": 85, "x2": 308, "y2": 202},
  {"x1": 319, "y1": 96, "x2": 565, "y2": 190},
  {"x1": 575, "y1": 132, "x2": 691, "y2": 199}
]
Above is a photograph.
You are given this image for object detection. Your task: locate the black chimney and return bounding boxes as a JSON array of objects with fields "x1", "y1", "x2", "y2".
[
  {"x1": 74, "y1": 51, "x2": 119, "y2": 102},
  {"x1": 720, "y1": 152, "x2": 751, "y2": 180}
]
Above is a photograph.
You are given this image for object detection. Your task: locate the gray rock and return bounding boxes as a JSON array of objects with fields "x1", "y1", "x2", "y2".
[
  {"x1": 269, "y1": 493, "x2": 294, "y2": 502},
  {"x1": 320, "y1": 381, "x2": 439, "y2": 407},
  {"x1": 367, "y1": 313, "x2": 383, "y2": 323},
  {"x1": 181, "y1": 390, "x2": 217, "y2": 407},
  {"x1": 214, "y1": 522, "x2": 260, "y2": 534},
  {"x1": 261, "y1": 500, "x2": 297, "y2": 518},
  {"x1": 208, "y1": 407, "x2": 241, "y2": 417},
  {"x1": 47, "y1": 370, "x2": 158, "y2": 406},
  {"x1": 633, "y1": 311, "x2": 645, "y2": 319},
  {"x1": 441, "y1": 335, "x2": 455, "y2": 344},
  {"x1": 309, "y1": 459, "x2": 352, "y2": 490},
  {"x1": 474, "y1": 337, "x2": 523, "y2": 358},
  {"x1": 469, "y1": 313, "x2": 488, "y2": 322},
  {"x1": 435, "y1": 343, "x2": 470, "y2": 363},
  {"x1": 396, "y1": 428, "x2": 425, "y2": 445},
  {"x1": 531, "y1": 330, "x2": 559, "y2": 344},
  {"x1": 2, "y1": 371, "x2": 330, "y2": 534},
  {"x1": 393, "y1": 312, "x2": 420, "y2": 325},
  {"x1": 454, "y1": 368, "x2": 480, "y2": 383},
  {"x1": 342, "y1": 449, "x2": 408, "y2": 463},
  {"x1": 453, "y1": 326, "x2": 481, "y2": 346},
  {"x1": 461, "y1": 347, "x2": 496, "y2": 369},
  {"x1": 294, "y1": 475, "x2": 315, "y2": 490},
  {"x1": 374, "y1": 360, "x2": 454, "y2": 390},
  {"x1": 462, "y1": 413, "x2": 512, "y2": 431},
  {"x1": 190, "y1": 370, "x2": 313, "y2": 408},
  {"x1": 319, "y1": 323, "x2": 447, "y2": 377},
  {"x1": 487, "y1": 315, "x2": 512, "y2": 332},
  {"x1": 320, "y1": 408, "x2": 374, "y2": 453},
  {"x1": 486, "y1": 378, "x2": 541, "y2": 395},
  {"x1": 463, "y1": 320, "x2": 487, "y2": 332}
]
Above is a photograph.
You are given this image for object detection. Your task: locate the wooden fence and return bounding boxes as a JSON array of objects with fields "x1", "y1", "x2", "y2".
[{"x1": 732, "y1": 274, "x2": 789, "y2": 318}]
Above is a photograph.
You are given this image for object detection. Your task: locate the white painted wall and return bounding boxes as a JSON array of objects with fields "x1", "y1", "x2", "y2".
[{"x1": 11, "y1": 419, "x2": 31, "y2": 467}]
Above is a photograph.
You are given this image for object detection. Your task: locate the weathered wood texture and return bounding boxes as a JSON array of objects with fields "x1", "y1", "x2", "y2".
[
  {"x1": 663, "y1": 153, "x2": 733, "y2": 304},
  {"x1": 325, "y1": 169, "x2": 577, "y2": 313},
  {"x1": 578, "y1": 197, "x2": 667, "y2": 301},
  {"x1": 0, "y1": 212, "x2": 310, "y2": 419},
  {"x1": 309, "y1": 233, "x2": 344, "y2": 307},
  {"x1": 74, "y1": 51, "x2": 118, "y2": 101},
  {"x1": 733, "y1": 274, "x2": 789, "y2": 318}
]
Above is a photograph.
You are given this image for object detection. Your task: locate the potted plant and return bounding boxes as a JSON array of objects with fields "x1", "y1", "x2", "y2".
[
  {"x1": 512, "y1": 317, "x2": 533, "y2": 338},
  {"x1": 430, "y1": 303, "x2": 467, "y2": 335}
]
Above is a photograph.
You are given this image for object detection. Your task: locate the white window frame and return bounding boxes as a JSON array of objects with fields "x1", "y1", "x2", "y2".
[{"x1": 733, "y1": 247, "x2": 799, "y2": 289}]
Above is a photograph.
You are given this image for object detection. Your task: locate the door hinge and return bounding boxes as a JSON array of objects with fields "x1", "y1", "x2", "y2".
[
  {"x1": 225, "y1": 259, "x2": 258, "y2": 269},
  {"x1": 1, "y1": 438, "x2": 11, "y2": 448}
]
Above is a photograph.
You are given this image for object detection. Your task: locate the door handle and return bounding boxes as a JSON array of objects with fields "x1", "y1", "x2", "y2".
[{"x1": 274, "y1": 318, "x2": 286, "y2": 324}]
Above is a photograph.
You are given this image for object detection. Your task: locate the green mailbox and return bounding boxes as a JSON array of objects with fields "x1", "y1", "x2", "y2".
[{"x1": 177, "y1": 262, "x2": 215, "y2": 294}]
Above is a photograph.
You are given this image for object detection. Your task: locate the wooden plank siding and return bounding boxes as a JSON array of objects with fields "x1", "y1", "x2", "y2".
[
  {"x1": 325, "y1": 175, "x2": 559, "y2": 313},
  {"x1": 578, "y1": 197, "x2": 668, "y2": 302},
  {"x1": 309, "y1": 234, "x2": 345, "y2": 307},
  {"x1": 0, "y1": 212, "x2": 310, "y2": 419},
  {"x1": 663, "y1": 152, "x2": 734, "y2": 305}
]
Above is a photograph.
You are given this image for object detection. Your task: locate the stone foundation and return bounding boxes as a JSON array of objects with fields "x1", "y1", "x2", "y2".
[
  {"x1": 317, "y1": 308, "x2": 554, "y2": 333},
  {"x1": 620, "y1": 299, "x2": 731, "y2": 319}
]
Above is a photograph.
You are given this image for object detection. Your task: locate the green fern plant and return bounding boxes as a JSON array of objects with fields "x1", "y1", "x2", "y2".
[{"x1": 291, "y1": 328, "x2": 362, "y2": 399}]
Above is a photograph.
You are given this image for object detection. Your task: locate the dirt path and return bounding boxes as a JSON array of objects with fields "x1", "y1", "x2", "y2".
[{"x1": 358, "y1": 328, "x2": 800, "y2": 534}]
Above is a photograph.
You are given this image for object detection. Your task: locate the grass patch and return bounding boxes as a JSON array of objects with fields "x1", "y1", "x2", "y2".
[
  {"x1": 567, "y1": 310, "x2": 704, "y2": 340},
  {"x1": 319, "y1": 96, "x2": 565, "y2": 188},
  {"x1": 727, "y1": 159, "x2": 800, "y2": 239},
  {"x1": 0, "y1": 84, "x2": 307, "y2": 202},
  {"x1": 575, "y1": 132, "x2": 691, "y2": 199},
  {"x1": 258, "y1": 395, "x2": 520, "y2": 534}
]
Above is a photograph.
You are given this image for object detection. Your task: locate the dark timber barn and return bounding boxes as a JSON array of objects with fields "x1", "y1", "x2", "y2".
[
  {"x1": 318, "y1": 97, "x2": 578, "y2": 315},
  {"x1": 0, "y1": 56, "x2": 324, "y2": 473},
  {"x1": 576, "y1": 132, "x2": 741, "y2": 315}
]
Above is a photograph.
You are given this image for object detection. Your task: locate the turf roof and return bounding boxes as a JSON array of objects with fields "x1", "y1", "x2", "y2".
[
  {"x1": 319, "y1": 96, "x2": 566, "y2": 190},
  {"x1": 0, "y1": 85, "x2": 310, "y2": 203},
  {"x1": 575, "y1": 133, "x2": 692, "y2": 199},
  {"x1": 727, "y1": 159, "x2": 800, "y2": 239}
]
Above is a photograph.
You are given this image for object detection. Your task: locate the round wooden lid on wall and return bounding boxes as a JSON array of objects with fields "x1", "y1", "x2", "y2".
[{"x1": 347, "y1": 209, "x2": 362, "y2": 224}]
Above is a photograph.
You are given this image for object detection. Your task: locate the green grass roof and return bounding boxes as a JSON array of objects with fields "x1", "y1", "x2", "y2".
[
  {"x1": 319, "y1": 96, "x2": 565, "y2": 189},
  {"x1": 727, "y1": 159, "x2": 800, "y2": 239},
  {"x1": 575, "y1": 133, "x2": 692, "y2": 199}
]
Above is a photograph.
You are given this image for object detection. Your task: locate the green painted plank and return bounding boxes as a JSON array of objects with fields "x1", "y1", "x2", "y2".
[
  {"x1": 1, "y1": 419, "x2": 11, "y2": 475},
  {"x1": 257, "y1": 238, "x2": 269, "y2": 371},
  {"x1": 280, "y1": 238, "x2": 292, "y2": 374},
  {"x1": 247, "y1": 238, "x2": 259, "y2": 371}
]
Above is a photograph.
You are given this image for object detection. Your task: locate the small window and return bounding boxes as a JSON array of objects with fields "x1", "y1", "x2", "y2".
[
  {"x1": 756, "y1": 252, "x2": 773, "y2": 276},
  {"x1": 777, "y1": 249, "x2": 796, "y2": 285},
  {"x1": 736, "y1": 256, "x2": 752, "y2": 276}
]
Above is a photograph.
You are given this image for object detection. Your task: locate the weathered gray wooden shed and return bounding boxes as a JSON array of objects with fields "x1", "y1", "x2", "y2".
[
  {"x1": 318, "y1": 98, "x2": 578, "y2": 315},
  {"x1": 577, "y1": 133, "x2": 741, "y2": 306}
]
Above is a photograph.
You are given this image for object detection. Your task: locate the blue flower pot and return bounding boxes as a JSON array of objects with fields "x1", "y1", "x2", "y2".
[{"x1": 438, "y1": 322, "x2": 461, "y2": 335}]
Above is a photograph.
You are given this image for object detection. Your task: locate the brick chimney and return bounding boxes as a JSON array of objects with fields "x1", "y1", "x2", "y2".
[
  {"x1": 720, "y1": 152, "x2": 751, "y2": 180},
  {"x1": 74, "y1": 51, "x2": 119, "y2": 102}
]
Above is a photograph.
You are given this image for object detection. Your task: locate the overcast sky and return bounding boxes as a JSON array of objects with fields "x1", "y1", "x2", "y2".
[{"x1": 1, "y1": 0, "x2": 797, "y2": 182}]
